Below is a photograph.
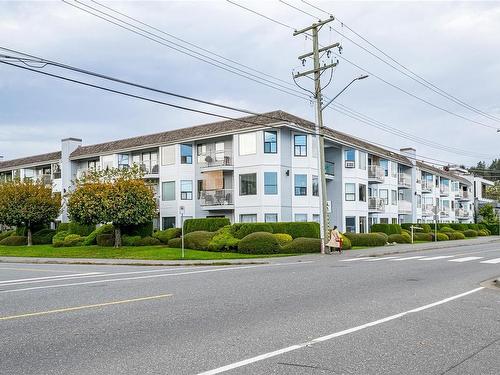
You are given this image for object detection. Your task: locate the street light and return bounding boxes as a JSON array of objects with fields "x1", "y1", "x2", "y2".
[{"x1": 321, "y1": 74, "x2": 369, "y2": 111}]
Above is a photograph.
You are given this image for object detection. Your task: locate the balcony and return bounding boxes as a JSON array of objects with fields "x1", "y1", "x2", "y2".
[
  {"x1": 398, "y1": 200, "x2": 412, "y2": 214},
  {"x1": 422, "y1": 204, "x2": 434, "y2": 216},
  {"x1": 459, "y1": 190, "x2": 471, "y2": 201},
  {"x1": 455, "y1": 209, "x2": 471, "y2": 219},
  {"x1": 198, "y1": 151, "x2": 233, "y2": 170},
  {"x1": 368, "y1": 197, "x2": 385, "y2": 212},
  {"x1": 139, "y1": 161, "x2": 159, "y2": 175},
  {"x1": 397, "y1": 173, "x2": 411, "y2": 188},
  {"x1": 421, "y1": 180, "x2": 433, "y2": 192},
  {"x1": 440, "y1": 208, "x2": 450, "y2": 218},
  {"x1": 439, "y1": 186, "x2": 450, "y2": 196},
  {"x1": 199, "y1": 189, "x2": 234, "y2": 209},
  {"x1": 325, "y1": 161, "x2": 335, "y2": 179},
  {"x1": 368, "y1": 165, "x2": 384, "y2": 183}
]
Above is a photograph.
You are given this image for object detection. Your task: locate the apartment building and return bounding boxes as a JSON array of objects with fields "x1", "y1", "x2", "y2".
[{"x1": 0, "y1": 110, "x2": 487, "y2": 232}]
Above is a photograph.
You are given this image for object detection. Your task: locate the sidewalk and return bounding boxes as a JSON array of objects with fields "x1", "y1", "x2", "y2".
[{"x1": 0, "y1": 236, "x2": 498, "y2": 266}]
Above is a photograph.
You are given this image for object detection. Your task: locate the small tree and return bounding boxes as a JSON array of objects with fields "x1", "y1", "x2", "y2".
[
  {"x1": 0, "y1": 179, "x2": 61, "y2": 245},
  {"x1": 478, "y1": 204, "x2": 499, "y2": 224},
  {"x1": 485, "y1": 181, "x2": 500, "y2": 201},
  {"x1": 67, "y1": 166, "x2": 157, "y2": 247}
]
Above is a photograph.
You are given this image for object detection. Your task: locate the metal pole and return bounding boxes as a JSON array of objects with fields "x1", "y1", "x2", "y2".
[{"x1": 180, "y1": 209, "x2": 185, "y2": 259}]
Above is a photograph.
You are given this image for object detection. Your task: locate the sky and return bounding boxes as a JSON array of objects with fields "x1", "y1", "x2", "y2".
[{"x1": 1, "y1": 0, "x2": 499, "y2": 167}]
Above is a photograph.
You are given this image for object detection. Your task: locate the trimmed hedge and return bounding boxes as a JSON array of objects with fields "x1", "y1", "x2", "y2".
[
  {"x1": 340, "y1": 233, "x2": 352, "y2": 250},
  {"x1": 344, "y1": 232, "x2": 387, "y2": 247},
  {"x1": 122, "y1": 222, "x2": 154, "y2": 238},
  {"x1": 434, "y1": 233, "x2": 449, "y2": 241},
  {"x1": 273, "y1": 233, "x2": 293, "y2": 246},
  {"x1": 184, "y1": 231, "x2": 216, "y2": 251},
  {"x1": 96, "y1": 234, "x2": 114, "y2": 247},
  {"x1": 57, "y1": 223, "x2": 70, "y2": 233},
  {"x1": 231, "y1": 223, "x2": 274, "y2": 239},
  {"x1": 449, "y1": 223, "x2": 467, "y2": 231},
  {"x1": 138, "y1": 236, "x2": 161, "y2": 246},
  {"x1": 482, "y1": 223, "x2": 498, "y2": 235},
  {"x1": 0, "y1": 230, "x2": 15, "y2": 241},
  {"x1": 208, "y1": 226, "x2": 240, "y2": 252},
  {"x1": 370, "y1": 224, "x2": 402, "y2": 235},
  {"x1": 153, "y1": 228, "x2": 182, "y2": 244},
  {"x1": 0, "y1": 235, "x2": 27, "y2": 246},
  {"x1": 32, "y1": 229, "x2": 56, "y2": 245},
  {"x1": 269, "y1": 222, "x2": 320, "y2": 239},
  {"x1": 478, "y1": 229, "x2": 489, "y2": 236},
  {"x1": 463, "y1": 229, "x2": 478, "y2": 238},
  {"x1": 83, "y1": 224, "x2": 114, "y2": 246},
  {"x1": 414, "y1": 232, "x2": 433, "y2": 241},
  {"x1": 63, "y1": 234, "x2": 85, "y2": 247},
  {"x1": 52, "y1": 230, "x2": 69, "y2": 245},
  {"x1": 122, "y1": 235, "x2": 142, "y2": 246},
  {"x1": 238, "y1": 232, "x2": 280, "y2": 254},
  {"x1": 388, "y1": 233, "x2": 411, "y2": 244},
  {"x1": 439, "y1": 226, "x2": 455, "y2": 233},
  {"x1": 401, "y1": 223, "x2": 432, "y2": 233},
  {"x1": 168, "y1": 237, "x2": 182, "y2": 248},
  {"x1": 445, "y1": 232, "x2": 466, "y2": 240},
  {"x1": 68, "y1": 222, "x2": 95, "y2": 236},
  {"x1": 184, "y1": 218, "x2": 230, "y2": 234},
  {"x1": 280, "y1": 237, "x2": 321, "y2": 253}
]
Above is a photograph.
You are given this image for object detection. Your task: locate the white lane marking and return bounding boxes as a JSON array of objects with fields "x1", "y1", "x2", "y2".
[
  {"x1": 196, "y1": 287, "x2": 485, "y2": 375},
  {"x1": 480, "y1": 258, "x2": 500, "y2": 264},
  {"x1": 0, "y1": 261, "x2": 312, "y2": 294},
  {"x1": 419, "y1": 256, "x2": 455, "y2": 261},
  {"x1": 390, "y1": 256, "x2": 427, "y2": 261},
  {"x1": 340, "y1": 257, "x2": 371, "y2": 262},
  {"x1": 0, "y1": 267, "x2": 87, "y2": 274},
  {"x1": 0, "y1": 273, "x2": 102, "y2": 285},
  {"x1": 448, "y1": 257, "x2": 484, "y2": 263},
  {"x1": 364, "y1": 256, "x2": 400, "y2": 262}
]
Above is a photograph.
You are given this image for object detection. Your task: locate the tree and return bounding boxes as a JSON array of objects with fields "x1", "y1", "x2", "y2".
[
  {"x1": 485, "y1": 181, "x2": 500, "y2": 201},
  {"x1": 478, "y1": 204, "x2": 499, "y2": 224},
  {"x1": 67, "y1": 166, "x2": 157, "y2": 247},
  {"x1": 0, "y1": 179, "x2": 61, "y2": 245}
]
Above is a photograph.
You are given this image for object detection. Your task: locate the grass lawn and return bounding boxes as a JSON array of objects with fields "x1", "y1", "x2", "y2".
[{"x1": 0, "y1": 245, "x2": 295, "y2": 261}]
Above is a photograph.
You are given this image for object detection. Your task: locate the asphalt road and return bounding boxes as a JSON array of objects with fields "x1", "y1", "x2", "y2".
[{"x1": 0, "y1": 241, "x2": 499, "y2": 375}]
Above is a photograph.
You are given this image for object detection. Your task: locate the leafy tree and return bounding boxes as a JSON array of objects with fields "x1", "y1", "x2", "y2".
[
  {"x1": 478, "y1": 204, "x2": 499, "y2": 224},
  {"x1": 0, "y1": 179, "x2": 61, "y2": 246},
  {"x1": 485, "y1": 181, "x2": 500, "y2": 201},
  {"x1": 67, "y1": 166, "x2": 157, "y2": 247}
]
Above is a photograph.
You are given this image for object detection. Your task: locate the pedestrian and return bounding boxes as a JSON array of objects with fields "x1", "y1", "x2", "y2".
[{"x1": 326, "y1": 225, "x2": 343, "y2": 254}]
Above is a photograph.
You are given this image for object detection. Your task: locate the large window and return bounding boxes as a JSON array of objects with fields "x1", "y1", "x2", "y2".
[
  {"x1": 345, "y1": 217, "x2": 356, "y2": 233},
  {"x1": 359, "y1": 184, "x2": 367, "y2": 202},
  {"x1": 391, "y1": 190, "x2": 397, "y2": 205},
  {"x1": 161, "y1": 145, "x2": 175, "y2": 165},
  {"x1": 215, "y1": 142, "x2": 225, "y2": 162},
  {"x1": 240, "y1": 173, "x2": 257, "y2": 195},
  {"x1": 265, "y1": 213, "x2": 278, "y2": 223},
  {"x1": 294, "y1": 214, "x2": 308, "y2": 222},
  {"x1": 162, "y1": 217, "x2": 176, "y2": 229},
  {"x1": 380, "y1": 189, "x2": 389, "y2": 205},
  {"x1": 264, "y1": 131, "x2": 277, "y2": 153},
  {"x1": 312, "y1": 176, "x2": 319, "y2": 196},
  {"x1": 417, "y1": 194, "x2": 422, "y2": 208},
  {"x1": 102, "y1": 155, "x2": 114, "y2": 170},
  {"x1": 294, "y1": 135, "x2": 307, "y2": 156},
  {"x1": 359, "y1": 151, "x2": 367, "y2": 170},
  {"x1": 240, "y1": 214, "x2": 257, "y2": 223},
  {"x1": 264, "y1": 172, "x2": 278, "y2": 195},
  {"x1": 344, "y1": 149, "x2": 355, "y2": 168},
  {"x1": 359, "y1": 216, "x2": 367, "y2": 233},
  {"x1": 391, "y1": 162, "x2": 397, "y2": 177},
  {"x1": 345, "y1": 183, "x2": 356, "y2": 201},
  {"x1": 239, "y1": 132, "x2": 257, "y2": 155},
  {"x1": 87, "y1": 160, "x2": 98, "y2": 170},
  {"x1": 180, "y1": 180, "x2": 193, "y2": 200},
  {"x1": 380, "y1": 160, "x2": 389, "y2": 177},
  {"x1": 294, "y1": 174, "x2": 307, "y2": 196},
  {"x1": 180, "y1": 144, "x2": 193, "y2": 164},
  {"x1": 118, "y1": 154, "x2": 129, "y2": 169},
  {"x1": 162, "y1": 181, "x2": 175, "y2": 201}
]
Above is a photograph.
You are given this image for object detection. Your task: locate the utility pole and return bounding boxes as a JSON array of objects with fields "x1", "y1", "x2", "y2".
[{"x1": 293, "y1": 17, "x2": 338, "y2": 254}]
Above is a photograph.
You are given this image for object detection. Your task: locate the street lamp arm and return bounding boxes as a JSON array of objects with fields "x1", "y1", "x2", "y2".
[{"x1": 321, "y1": 74, "x2": 369, "y2": 111}]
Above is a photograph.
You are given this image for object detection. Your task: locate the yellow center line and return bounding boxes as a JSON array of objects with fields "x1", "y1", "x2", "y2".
[
  {"x1": 0, "y1": 267, "x2": 88, "y2": 274},
  {"x1": 0, "y1": 294, "x2": 173, "y2": 321}
]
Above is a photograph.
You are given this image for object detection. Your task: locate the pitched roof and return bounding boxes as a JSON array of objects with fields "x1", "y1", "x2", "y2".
[
  {"x1": 0, "y1": 151, "x2": 61, "y2": 172},
  {"x1": 416, "y1": 161, "x2": 470, "y2": 185},
  {"x1": 69, "y1": 110, "x2": 412, "y2": 165}
]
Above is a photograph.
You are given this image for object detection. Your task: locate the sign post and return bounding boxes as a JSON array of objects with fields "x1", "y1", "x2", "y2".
[{"x1": 179, "y1": 206, "x2": 185, "y2": 259}]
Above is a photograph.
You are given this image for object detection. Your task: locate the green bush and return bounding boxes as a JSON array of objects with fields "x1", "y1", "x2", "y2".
[
  {"x1": 138, "y1": 236, "x2": 161, "y2": 246},
  {"x1": 344, "y1": 232, "x2": 387, "y2": 247},
  {"x1": 63, "y1": 234, "x2": 85, "y2": 247},
  {"x1": 482, "y1": 223, "x2": 498, "y2": 235},
  {"x1": 184, "y1": 231, "x2": 216, "y2": 251},
  {"x1": 208, "y1": 226, "x2": 240, "y2": 252},
  {"x1": 468, "y1": 224, "x2": 480, "y2": 231},
  {"x1": 33, "y1": 229, "x2": 56, "y2": 245},
  {"x1": 270, "y1": 222, "x2": 320, "y2": 239},
  {"x1": 68, "y1": 222, "x2": 95, "y2": 236},
  {"x1": 388, "y1": 233, "x2": 411, "y2": 244},
  {"x1": 478, "y1": 229, "x2": 489, "y2": 236},
  {"x1": 238, "y1": 232, "x2": 280, "y2": 254},
  {"x1": 83, "y1": 224, "x2": 114, "y2": 246},
  {"x1": 0, "y1": 230, "x2": 15, "y2": 241},
  {"x1": 122, "y1": 222, "x2": 154, "y2": 238},
  {"x1": 463, "y1": 229, "x2": 478, "y2": 238},
  {"x1": 414, "y1": 233, "x2": 433, "y2": 241},
  {"x1": 231, "y1": 223, "x2": 274, "y2": 239},
  {"x1": 445, "y1": 232, "x2": 466, "y2": 240},
  {"x1": 403, "y1": 223, "x2": 433, "y2": 233},
  {"x1": 168, "y1": 237, "x2": 182, "y2": 248},
  {"x1": 153, "y1": 228, "x2": 182, "y2": 244},
  {"x1": 340, "y1": 233, "x2": 352, "y2": 250},
  {"x1": 280, "y1": 237, "x2": 321, "y2": 253},
  {"x1": 57, "y1": 223, "x2": 70, "y2": 232},
  {"x1": 433, "y1": 233, "x2": 449, "y2": 241},
  {"x1": 439, "y1": 226, "x2": 455, "y2": 233},
  {"x1": 96, "y1": 233, "x2": 114, "y2": 247},
  {"x1": 184, "y1": 218, "x2": 230, "y2": 234},
  {"x1": 370, "y1": 224, "x2": 402, "y2": 235},
  {"x1": 373, "y1": 232, "x2": 389, "y2": 242},
  {"x1": 273, "y1": 233, "x2": 293, "y2": 246},
  {"x1": 0, "y1": 235, "x2": 27, "y2": 246},
  {"x1": 122, "y1": 235, "x2": 142, "y2": 246},
  {"x1": 449, "y1": 223, "x2": 467, "y2": 231},
  {"x1": 402, "y1": 229, "x2": 411, "y2": 236},
  {"x1": 52, "y1": 230, "x2": 69, "y2": 245}
]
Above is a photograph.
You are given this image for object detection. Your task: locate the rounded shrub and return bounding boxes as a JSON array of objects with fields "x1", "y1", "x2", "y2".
[
  {"x1": 343, "y1": 233, "x2": 387, "y2": 247},
  {"x1": 273, "y1": 233, "x2": 293, "y2": 246},
  {"x1": 270, "y1": 222, "x2": 320, "y2": 239},
  {"x1": 208, "y1": 226, "x2": 240, "y2": 252},
  {"x1": 52, "y1": 230, "x2": 69, "y2": 245},
  {"x1": 340, "y1": 233, "x2": 352, "y2": 250},
  {"x1": 57, "y1": 223, "x2": 70, "y2": 233},
  {"x1": 0, "y1": 230, "x2": 15, "y2": 241},
  {"x1": 231, "y1": 223, "x2": 274, "y2": 239},
  {"x1": 402, "y1": 229, "x2": 410, "y2": 236},
  {"x1": 184, "y1": 231, "x2": 216, "y2": 251},
  {"x1": 478, "y1": 229, "x2": 489, "y2": 236},
  {"x1": 0, "y1": 235, "x2": 27, "y2": 246},
  {"x1": 32, "y1": 229, "x2": 56, "y2": 245},
  {"x1": 432, "y1": 233, "x2": 449, "y2": 241},
  {"x1": 238, "y1": 232, "x2": 280, "y2": 254},
  {"x1": 450, "y1": 232, "x2": 466, "y2": 240},
  {"x1": 463, "y1": 229, "x2": 478, "y2": 238},
  {"x1": 167, "y1": 237, "x2": 182, "y2": 248},
  {"x1": 450, "y1": 223, "x2": 467, "y2": 231},
  {"x1": 414, "y1": 232, "x2": 433, "y2": 241},
  {"x1": 184, "y1": 218, "x2": 230, "y2": 234},
  {"x1": 68, "y1": 222, "x2": 95, "y2": 236},
  {"x1": 137, "y1": 236, "x2": 161, "y2": 246},
  {"x1": 388, "y1": 233, "x2": 411, "y2": 244},
  {"x1": 122, "y1": 235, "x2": 142, "y2": 246},
  {"x1": 370, "y1": 224, "x2": 402, "y2": 235},
  {"x1": 280, "y1": 237, "x2": 321, "y2": 253},
  {"x1": 83, "y1": 224, "x2": 114, "y2": 246},
  {"x1": 96, "y1": 233, "x2": 115, "y2": 247},
  {"x1": 63, "y1": 234, "x2": 85, "y2": 247},
  {"x1": 439, "y1": 226, "x2": 455, "y2": 233},
  {"x1": 373, "y1": 232, "x2": 389, "y2": 242},
  {"x1": 153, "y1": 228, "x2": 182, "y2": 244}
]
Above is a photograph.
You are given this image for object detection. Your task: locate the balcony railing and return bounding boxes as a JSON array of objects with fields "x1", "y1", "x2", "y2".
[
  {"x1": 198, "y1": 152, "x2": 233, "y2": 169},
  {"x1": 325, "y1": 161, "x2": 335, "y2": 176},
  {"x1": 398, "y1": 173, "x2": 411, "y2": 188},
  {"x1": 199, "y1": 189, "x2": 233, "y2": 207},
  {"x1": 398, "y1": 200, "x2": 412, "y2": 214},
  {"x1": 440, "y1": 208, "x2": 450, "y2": 217},
  {"x1": 368, "y1": 197, "x2": 385, "y2": 212},
  {"x1": 421, "y1": 180, "x2": 433, "y2": 192},
  {"x1": 139, "y1": 161, "x2": 159, "y2": 175},
  {"x1": 439, "y1": 186, "x2": 450, "y2": 196},
  {"x1": 368, "y1": 165, "x2": 384, "y2": 182},
  {"x1": 422, "y1": 204, "x2": 434, "y2": 216},
  {"x1": 455, "y1": 209, "x2": 470, "y2": 219},
  {"x1": 459, "y1": 191, "x2": 471, "y2": 200}
]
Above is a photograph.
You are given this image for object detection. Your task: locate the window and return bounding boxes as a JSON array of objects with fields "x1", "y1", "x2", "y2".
[
  {"x1": 359, "y1": 216, "x2": 367, "y2": 233},
  {"x1": 240, "y1": 214, "x2": 257, "y2": 223},
  {"x1": 196, "y1": 144, "x2": 206, "y2": 163},
  {"x1": 294, "y1": 214, "x2": 307, "y2": 222},
  {"x1": 265, "y1": 213, "x2": 278, "y2": 222},
  {"x1": 392, "y1": 218, "x2": 398, "y2": 224},
  {"x1": 417, "y1": 194, "x2": 422, "y2": 208},
  {"x1": 359, "y1": 184, "x2": 366, "y2": 202},
  {"x1": 162, "y1": 181, "x2": 175, "y2": 201},
  {"x1": 240, "y1": 173, "x2": 257, "y2": 195},
  {"x1": 87, "y1": 160, "x2": 98, "y2": 170},
  {"x1": 294, "y1": 135, "x2": 307, "y2": 156},
  {"x1": 380, "y1": 218, "x2": 389, "y2": 224},
  {"x1": 312, "y1": 135, "x2": 318, "y2": 158},
  {"x1": 239, "y1": 132, "x2": 257, "y2": 155},
  {"x1": 140, "y1": 151, "x2": 158, "y2": 174},
  {"x1": 358, "y1": 151, "x2": 367, "y2": 170},
  {"x1": 391, "y1": 162, "x2": 397, "y2": 177},
  {"x1": 52, "y1": 163, "x2": 61, "y2": 179},
  {"x1": 313, "y1": 214, "x2": 320, "y2": 223},
  {"x1": 344, "y1": 149, "x2": 355, "y2": 168},
  {"x1": 345, "y1": 183, "x2": 356, "y2": 201},
  {"x1": 391, "y1": 190, "x2": 397, "y2": 205},
  {"x1": 180, "y1": 180, "x2": 193, "y2": 200},
  {"x1": 294, "y1": 174, "x2": 307, "y2": 196},
  {"x1": 380, "y1": 189, "x2": 389, "y2": 205},
  {"x1": 162, "y1": 217, "x2": 176, "y2": 230},
  {"x1": 102, "y1": 155, "x2": 114, "y2": 170},
  {"x1": 380, "y1": 160, "x2": 389, "y2": 176},
  {"x1": 118, "y1": 154, "x2": 129, "y2": 169},
  {"x1": 312, "y1": 176, "x2": 319, "y2": 196},
  {"x1": 162, "y1": 145, "x2": 175, "y2": 165},
  {"x1": 215, "y1": 142, "x2": 225, "y2": 161},
  {"x1": 264, "y1": 172, "x2": 278, "y2": 195},
  {"x1": 180, "y1": 144, "x2": 193, "y2": 164},
  {"x1": 264, "y1": 131, "x2": 277, "y2": 153},
  {"x1": 345, "y1": 217, "x2": 356, "y2": 233}
]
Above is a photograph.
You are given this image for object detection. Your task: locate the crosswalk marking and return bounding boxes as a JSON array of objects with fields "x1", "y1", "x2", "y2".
[
  {"x1": 480, "y1": 258, "x2": 500, "y2": 264},
  {"x1": 419, "y1": 256, "x2": 455, "y2": 261},
  {"x1": 365, "y1": 256, "x2": 400, "y2": 262},
  {"x1": 390, "y1": 256, "x2": 427, "y2": 261},
  {"x1": 340, "y1": 257, "x2": 371, "y2": 262},
  {"x1": 448, "y1": 257, "x2": 484, "y2": 263}
]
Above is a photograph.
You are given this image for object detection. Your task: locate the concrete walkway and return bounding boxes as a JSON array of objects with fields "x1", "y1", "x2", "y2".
[{"x1": 0, "y1": 236, "x2": 498, "y2": 266}]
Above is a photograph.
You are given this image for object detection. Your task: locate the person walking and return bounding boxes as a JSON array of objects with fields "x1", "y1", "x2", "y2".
[{"x1": 326, "y1": 225, "x2": 343, "y2": 254}]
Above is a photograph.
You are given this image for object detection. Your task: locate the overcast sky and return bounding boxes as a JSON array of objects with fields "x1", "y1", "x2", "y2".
[{"x1": 1, "y1": 0, "x2": 499, "y2": 167}]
